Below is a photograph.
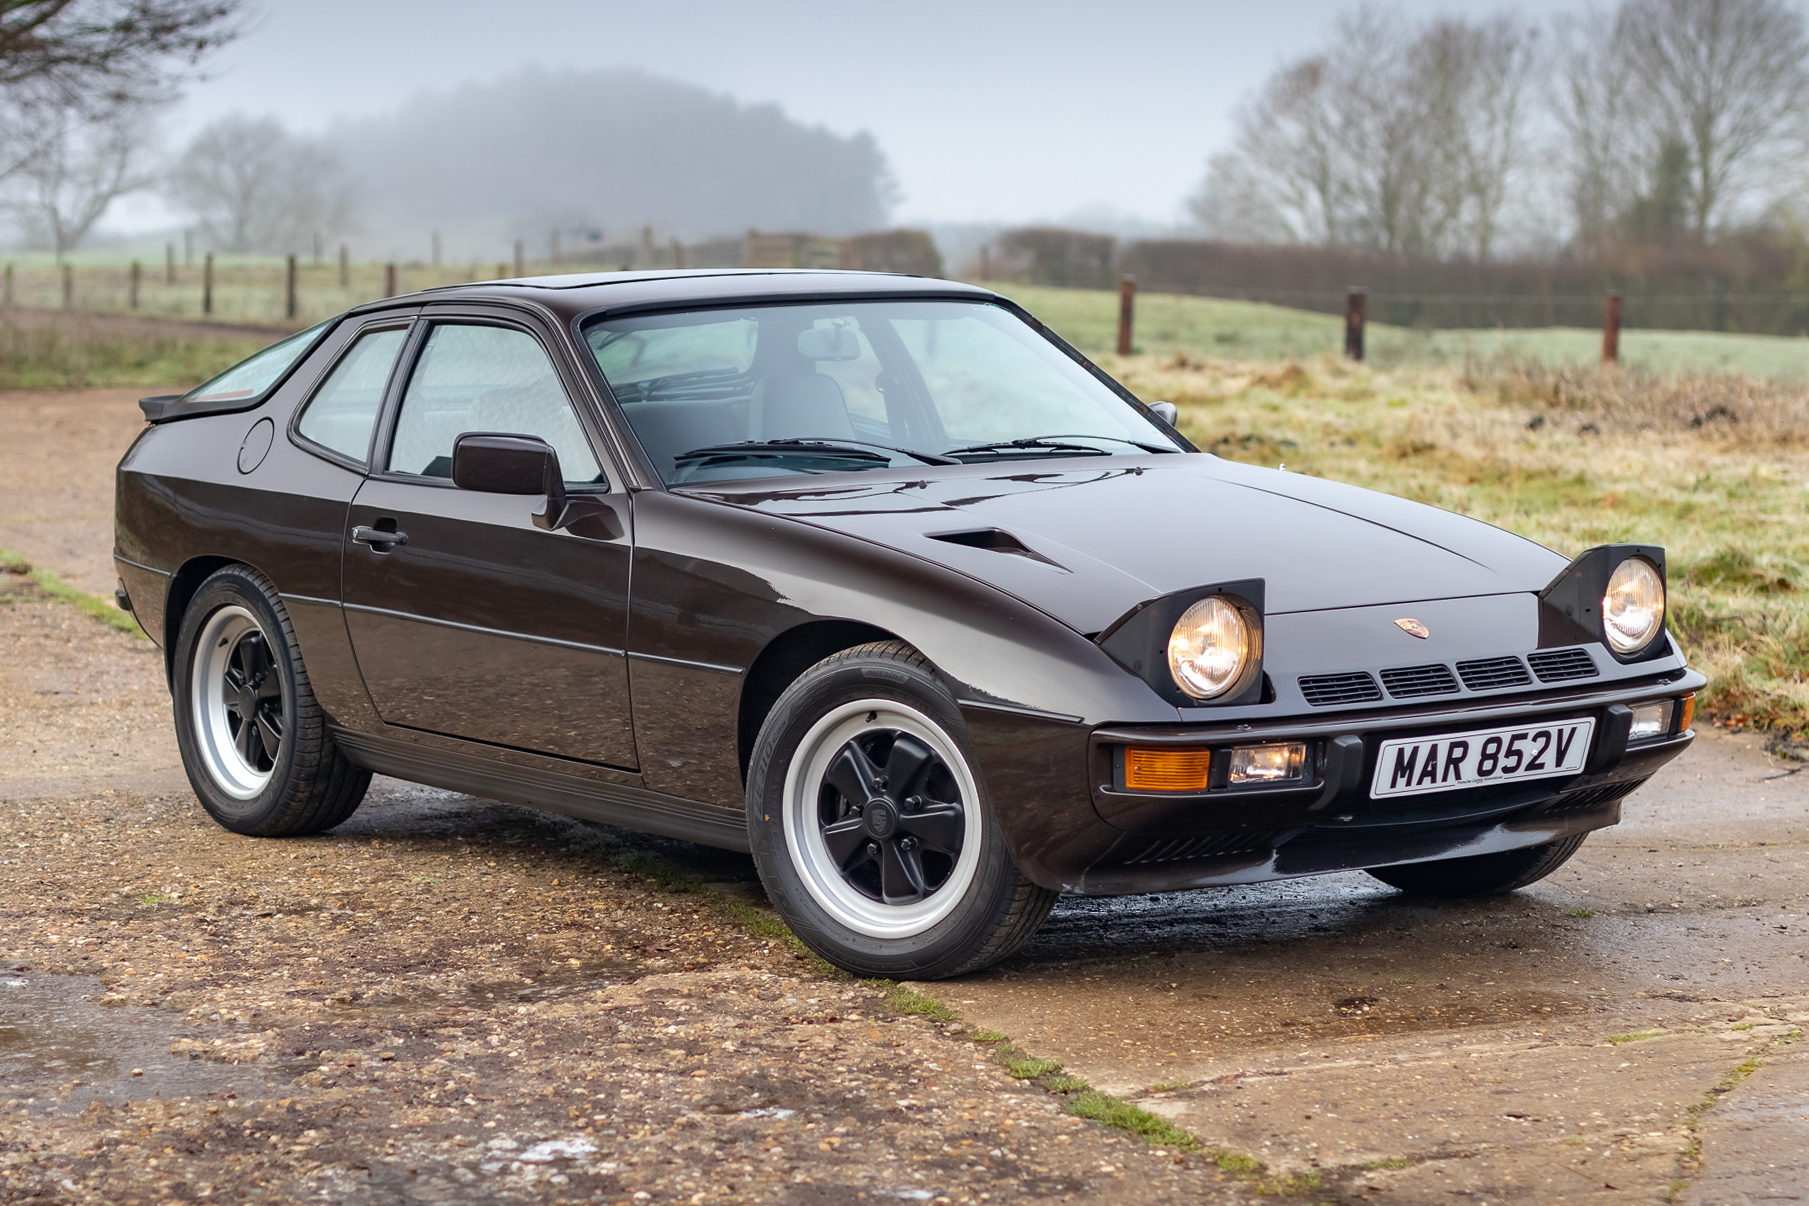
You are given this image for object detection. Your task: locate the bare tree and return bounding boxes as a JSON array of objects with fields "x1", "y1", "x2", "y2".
[
  {"x1": 0, "y1": 1, "x2": 240, "y2": 97},
  {"x1": 7, "y1": 98, "x2": 158, "y2": 256},
  {"x1": 1190, "y1": 57, "x2": 1344, "y2": 245},
  {"x1": 1616, "y1": 0, "x2": 1809, "y2": 239},
  {"x1": 1191, "y1": 10, "x2": 1538, "y2": 259},
  {"x1": 1551, "y1": 12, "x2": 1645, "y2": 252},
  {"x1": 166, "y1": 114, "x2": 350, "y2": 254}
]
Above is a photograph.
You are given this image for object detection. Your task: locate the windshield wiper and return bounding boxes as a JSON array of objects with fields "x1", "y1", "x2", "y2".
[
  {"x1": 945, "y1": 434, "x2": 1177, "y2": 459},
  {"x1": 673, "y1": 438, "x2": 958, "y2": 467}
]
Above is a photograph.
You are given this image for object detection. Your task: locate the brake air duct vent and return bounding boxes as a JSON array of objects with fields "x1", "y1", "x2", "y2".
[
  {"x1": 1456, "y1": 656, "x2": 1533, "y2": 691},
  {"x1": 1528, "y1": 647, "x2": 1599, "y2": 683},
  {"x1": 1299, "y1": 672, "x2": 1383, "y2": 707},
  {"x1": 1379, "y1": 663, "x2": 1460, "y2": 698}
]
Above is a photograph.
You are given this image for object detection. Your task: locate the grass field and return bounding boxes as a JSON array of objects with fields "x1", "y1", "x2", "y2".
[
  {"x1": 0, "y1": 322, "x2": 263, "y2": 389},
  {"x1": 1103, "y1": 350, "x2": 1809, "y2": 739},
  {"x1": 994, "y1": 283, "x2": 1809, "y2": 382}
]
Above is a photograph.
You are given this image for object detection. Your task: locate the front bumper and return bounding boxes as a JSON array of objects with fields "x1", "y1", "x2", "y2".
[{"x1": 1066, "y1": 668, "x2": 1705, "y2": 894}]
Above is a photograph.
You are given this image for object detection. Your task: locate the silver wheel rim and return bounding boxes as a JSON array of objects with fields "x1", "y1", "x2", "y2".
[
  {"x1": 190, "y1": 604, "x2": 286, "y2": 800},
  {"x1": 782, "y1": 699, "x2": 983, "y2": 940}
]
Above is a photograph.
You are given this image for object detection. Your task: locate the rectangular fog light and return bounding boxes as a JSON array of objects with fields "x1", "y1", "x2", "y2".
[
  {"x1": 1228, "y1": 743, "x2": 1307, "y2": 785},
  {"x1": 1629, "y1": 701, "x2": 1674, "y2": 743}
]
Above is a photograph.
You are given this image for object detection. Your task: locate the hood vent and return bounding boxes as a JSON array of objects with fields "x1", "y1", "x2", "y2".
[{"x1": 927, "y1": 527, "x2": 1065, "y2": 570}]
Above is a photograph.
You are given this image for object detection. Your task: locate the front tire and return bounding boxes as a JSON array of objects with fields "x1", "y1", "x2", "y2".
[
  {"x1": 748, "y1": 641, "x2": 1056, "y2": 980},
  {"x1": 171, "y1": 565, "x2": 369, "y2": 837},
  {"x1": 1366, "y1": 833, "x2": 1588, "y2": 897}
]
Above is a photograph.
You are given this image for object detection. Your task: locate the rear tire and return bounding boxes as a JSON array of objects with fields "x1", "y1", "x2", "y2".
[
  {"x1": 171, "y1": 565, "x2": 369, "y2": 837},
  {"x1": 747, "y1": 641, "x2": 1056, "y2": 980},
  {"x1": 1366, "y1": 834, "x2": 1588, "y2": 897}
]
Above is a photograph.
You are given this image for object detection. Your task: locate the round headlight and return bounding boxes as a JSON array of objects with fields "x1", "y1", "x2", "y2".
[
  {"x1": 1603, "y1": 556, "x2": 1665, "y2": 654},
  {"x1": 1167, "y1": 596, "x2": 1252, "y2": 699}
]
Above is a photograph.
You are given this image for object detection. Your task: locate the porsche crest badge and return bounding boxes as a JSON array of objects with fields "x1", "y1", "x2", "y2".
[{"x1": 1394, "y1": 618, "x2": 1431, "y2": 639}]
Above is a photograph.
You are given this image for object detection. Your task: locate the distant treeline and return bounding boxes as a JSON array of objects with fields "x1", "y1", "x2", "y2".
[{"x1": 986, "y1": 226, "x2": 1809, "y2": 334}]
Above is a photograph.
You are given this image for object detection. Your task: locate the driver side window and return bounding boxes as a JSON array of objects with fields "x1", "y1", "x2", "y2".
[{"x1": 388, "y1": 323, "x2": 604, "y2": 484}]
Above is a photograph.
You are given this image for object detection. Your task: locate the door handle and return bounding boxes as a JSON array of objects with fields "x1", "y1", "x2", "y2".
[{"x1": 351, "y1": 524, "x2": 408, "y2": 550}]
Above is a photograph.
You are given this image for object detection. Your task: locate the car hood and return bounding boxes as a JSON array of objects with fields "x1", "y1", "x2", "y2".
[{"x1": 688, "y1": 454, "x2": 1568, "y2": 635}]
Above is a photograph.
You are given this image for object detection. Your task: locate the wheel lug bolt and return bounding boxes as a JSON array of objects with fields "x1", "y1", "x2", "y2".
[
  {"x1": 900, "y1": 836, "x2": 917, "y2": 851},
  {"x1": 866, "y1": 842, "x2": 879, "y2": 857}
]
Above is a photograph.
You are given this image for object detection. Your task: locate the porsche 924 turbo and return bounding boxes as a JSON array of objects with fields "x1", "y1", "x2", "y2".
[{"x1": 114, "y1": 270, "x2": 1703, "y2": 977}]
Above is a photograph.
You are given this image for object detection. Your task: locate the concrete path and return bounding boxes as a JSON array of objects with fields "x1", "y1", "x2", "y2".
[{"x1": 919, "y1": 731, "x2": 1809, "y2": 1201}]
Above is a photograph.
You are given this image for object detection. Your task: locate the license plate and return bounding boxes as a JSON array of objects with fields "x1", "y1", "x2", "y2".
[{"x1": 1370, "y1": 717, "x2": 1595, "y2": 799}]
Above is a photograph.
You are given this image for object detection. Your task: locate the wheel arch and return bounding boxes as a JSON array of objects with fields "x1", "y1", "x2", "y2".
[
  {"x1": 162, "y1": 555, "x2": 247, "y2": 681},
  {"x1": 737, "y1": 619, "x2": 904, "y2": 782}
]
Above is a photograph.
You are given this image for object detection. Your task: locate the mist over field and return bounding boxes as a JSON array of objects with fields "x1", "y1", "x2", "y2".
[{"x1": 328, "y1": 69, "x2": 897, "y2": 254}]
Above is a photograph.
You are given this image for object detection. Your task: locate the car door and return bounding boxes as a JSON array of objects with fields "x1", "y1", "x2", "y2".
[{"x1": 340, "y1": 307, "x2": 637, "y2": 769}]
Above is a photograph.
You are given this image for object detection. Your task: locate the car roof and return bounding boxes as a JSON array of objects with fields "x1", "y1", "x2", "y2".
[{"x1": 352, "y1": 268, "x2": 1002, "y2": 325}]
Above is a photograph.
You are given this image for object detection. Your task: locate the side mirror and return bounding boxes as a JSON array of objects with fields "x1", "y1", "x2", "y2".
[
  {"x1": 451, "y1": 432, "x2": 568, "y2": 529},
  {"x1": 1148, "y1": 400, "x2": 1178, "y2": 426}
]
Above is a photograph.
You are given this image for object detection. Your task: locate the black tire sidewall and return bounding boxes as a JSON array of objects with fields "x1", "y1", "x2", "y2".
[
  {"x1": 748, "y1": 652, "x2": 1021, "y2": 979},
  {"x1": 172, "y1": 568, "x2": 305, "y2": 834}
]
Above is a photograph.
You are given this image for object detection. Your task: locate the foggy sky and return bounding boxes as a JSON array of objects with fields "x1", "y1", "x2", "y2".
[{"x1": 133, "y1": 0, "x2": 1778, "y2": 231}]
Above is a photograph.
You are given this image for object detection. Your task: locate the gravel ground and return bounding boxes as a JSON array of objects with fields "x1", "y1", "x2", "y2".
[{"x1": 0, "y1": 575, "x2": 1253, "y2": 1205}]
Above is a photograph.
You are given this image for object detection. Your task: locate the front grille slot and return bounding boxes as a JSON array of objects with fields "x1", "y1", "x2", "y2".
[
  {"x1": 1123, "y1": 830, "x2": 1290, "y2": 864},
  {"x1": 1456, "y1": 655, "x2": 1532, "y2": 691},
  {"x1": 1528, "y1": 647, "x2": 1599, "y2": 682},
  {"x1": 1543, "y1": 777, "x2": 1648, "y2": 813},
  {"x1": 1379, "y1": 663, "x2": 1460, "y2": 698},
  {"x1": 1299, "y1": 672, "x2": 1383, "y2": 706}
]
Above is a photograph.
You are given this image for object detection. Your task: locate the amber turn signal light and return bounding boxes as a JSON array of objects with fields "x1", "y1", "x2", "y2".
[
  {"x1": 1678, "y1": 692, "x2": 1696, "y2": 733},
  {"x1": 1124, "y1": 747, "x2": 1212, "y2": 792}
]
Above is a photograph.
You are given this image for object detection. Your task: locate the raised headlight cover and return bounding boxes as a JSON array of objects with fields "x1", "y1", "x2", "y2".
[
  {"x1": 1603, "y1": 556, "x2": 1665, "y2": 653},
  {"x1": 1167, "y1": 596, "x2": 1251, "y2": 699}
]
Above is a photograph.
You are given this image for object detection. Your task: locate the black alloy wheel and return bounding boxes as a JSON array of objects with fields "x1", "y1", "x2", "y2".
[{"x1": 817, "y1": 727, "x2": 966, "y2": 906}]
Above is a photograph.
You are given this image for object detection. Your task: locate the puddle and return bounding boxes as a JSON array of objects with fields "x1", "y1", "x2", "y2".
[
  {"x1": 461, "y1": 963, "x2": 621, "y2": 1007},
  {"x1": 0, "y1": 970, "x2": 286, "y2": 1111}
]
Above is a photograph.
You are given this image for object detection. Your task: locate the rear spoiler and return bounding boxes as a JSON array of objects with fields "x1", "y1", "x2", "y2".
[{"x1": 139, "y1": 392, "x2": 277, "y2": 423}]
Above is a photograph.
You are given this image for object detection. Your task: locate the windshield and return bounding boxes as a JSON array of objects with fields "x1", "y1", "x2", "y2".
[
  {"x1": 583, "y1": 300, "x2": 1181, "y2": 484},
  {"x1": 179, "y1": 320, "x2": 331, "y2": 406}
]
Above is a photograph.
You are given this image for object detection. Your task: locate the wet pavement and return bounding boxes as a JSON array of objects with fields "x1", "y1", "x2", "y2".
[{"x1": 922, "y1": 728, "x2": 1809, "y2": 1203}]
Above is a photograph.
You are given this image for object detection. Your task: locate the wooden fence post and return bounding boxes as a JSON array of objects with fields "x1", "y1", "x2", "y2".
[
  {"x1": 285, "y1": 254, "x2": 298, "y2": 319},
  {"x1": 671, "y1": 238, "x2": 685, "y2": 269},
  {"x1": 431, "y1": 230, "x2": 441, "y2": 268},
  {"x1": 203, "y1": 253, "x2": 214, "y2": 315},
  {"x1": 165, "y1": 243, "x2": 175, "y2": 284},
  {"x1": 513, "y1": 240, "x2": 524, "y2": 277},
  {"x1": 61, "y1": 263, "x2": 72, "y2": 309},
  {"x1": 338, "y1": 243, "x2": 349, "y2": 289},
  {"x1": 129, "y1": 260, "x2": 141, "y2": 310},
  {"x1": 1602, "y1": 290, "x2": 1621, "y2": 366},
  {"x1": 383, "y1": 263, "x2": 397, "y2": 298},
  {"x1": 1117, "y1": 275, "x2": 1136, "y2": 356},
  {"x1": 312, "y1": 231, "x2": 323, "y2": 265},
  {"x1": 1344, "y1": 287, "x2": 1368, "y2": 361},
  {"x1": 979, "y1": 245, "x2": 990, "y2": 281}
]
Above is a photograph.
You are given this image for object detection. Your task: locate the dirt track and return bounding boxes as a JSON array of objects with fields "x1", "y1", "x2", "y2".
[
  {"x1": 3, "y1": 386, "x2": 1806, "y2": 1204},
  {"x1": 0, "y1": 573, "x2": 1247, "y2": 1204}
]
